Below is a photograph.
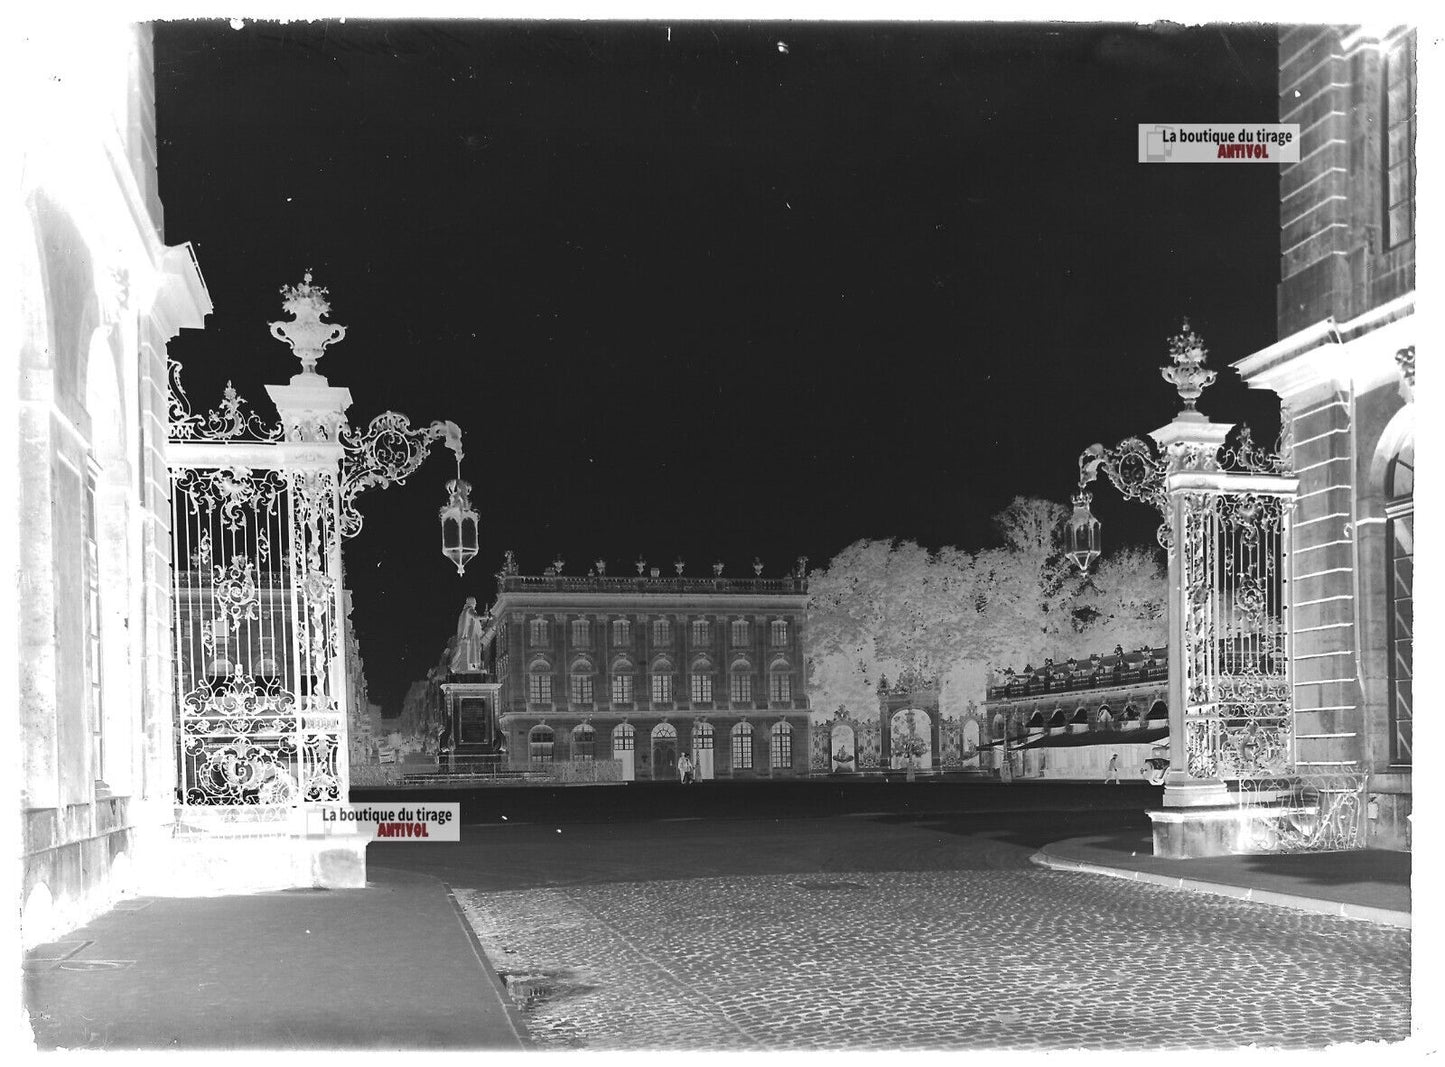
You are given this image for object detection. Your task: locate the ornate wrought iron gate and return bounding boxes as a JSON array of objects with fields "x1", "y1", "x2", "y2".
[
  {"x1": 169, "y1": 447, "x2": 345, "y2": 808},
  {"x1": 166, "y1": 275, "x2": 466, "y2": 813},
  {"x1": 1179, "y1": 482, "x2": 1293, "y2": 781}
]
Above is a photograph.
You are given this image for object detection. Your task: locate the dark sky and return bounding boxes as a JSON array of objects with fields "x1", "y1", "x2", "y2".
[{"x1": 154, "y1": 19, "x2": 1285, "y2": 713}]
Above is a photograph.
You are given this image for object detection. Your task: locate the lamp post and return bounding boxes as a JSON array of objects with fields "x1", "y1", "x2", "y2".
[{"x1": 1069, "y1": 322, "x2": 1298, "y2": 834}]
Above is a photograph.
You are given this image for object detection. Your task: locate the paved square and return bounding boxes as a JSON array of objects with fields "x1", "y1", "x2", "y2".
[{"x1": 458, "y1": 868, "x2": 1409, "y2": 1050}]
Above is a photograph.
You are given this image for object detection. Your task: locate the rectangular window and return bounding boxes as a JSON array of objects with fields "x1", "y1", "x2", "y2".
[
  {"x1": 730, "y1": 672, "x2": 752, "y2": 704},
  {"x1": 571, "y1": 619, "x2": 591, "y2": 646},
  {"x1": 651, "y1": 672, "x2": 673, "y2": 704},
  {"x1": 612, "y1": 619, "x2": 632, "y2": 645},
  {"x1": 732, "y1": 727, "x2": 754, "y2": 770},
  {"x1": 691, "y1": 673, "x2": 713, "y2": 703},
  {"x1": 690, "y1": 619, "x2": 711, "y2": 644},
  {"x1": 1385, "y1": 33, "x2": 1416, "y2": 248},
  {"x1": 652, "y1": 619, "x2": 672, "y2": 645},
  {"x1": 770, "y1": 673, "x2": 792, "y2": 703},
  {"x1": 730, "y1": 619, "x2": 750, "y2": 645},
  {"x1": 529, "y1": 673, "x2": 552, "y2": 704},
  {"x1": 529, "y1": 619, "x2": 549, "y2": 646},
  {"x1": 770, "y1": 619, "x2": 788, "y2": 645},
  {"x1": 611, "y1": 673, "x2": 634, "y2": 704},
  {"x1": 571, "y1": 675, "x2": 594, "y2": 704}
]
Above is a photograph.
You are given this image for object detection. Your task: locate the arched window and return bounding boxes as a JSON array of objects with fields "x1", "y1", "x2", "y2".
[
  {"x1": 1071, "y1": 707, "x2": 1090, "y2": 725},
  {"x1": 1028, "y1": 712, "x2": 1045, "y2": 729},
  {"x1": 610, "y1": 656, "x2": 634, "y2": 704},
  {"x1": 690, "y1": 658, "x2": 714, "y2": 704},
  {"x1": 693, "y1": 721, "x2": 714, "y2": 751},
  {"x1": 571, "y1": 723, "x2": 595, "y2": 761},
  {"x1": 651, "y1": 658, "x2": 674, "y2": 704},
  {"x1": 1386, "y1": 435, "x2": 1414, "y2": 764},
  {"x1": 528, "y1": 725, "x2": 555, "y2": 763},
  {"x1": 528, "y1": 661, "x2": 553, "y2": 704},
  {"x1": 731, "y1": 721, "x2": 754, "y2": 770},
  {"x1": 770, "y1": 721, "x2": 793, "y2": 769},
  {"x1": 769, "y1": 665, "x2": 793, "y2": 704},
  {"x1": 612, "y1": 722, "x2": 635, "y2": 755},
  {"x1": 730, "y1": 660, "x2": 753, "y2": 704},
  {"x1": 570, "y1": 658, "x2": 595, "y2": 705}
]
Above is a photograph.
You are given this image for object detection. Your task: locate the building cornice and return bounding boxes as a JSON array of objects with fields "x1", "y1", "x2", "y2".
[
  {"x1": 1231, "y1": 294, "x2": 1415, "y2": 398},
  {"x1": 493, "y1": 592, "x2": 809, "y2": 612}
]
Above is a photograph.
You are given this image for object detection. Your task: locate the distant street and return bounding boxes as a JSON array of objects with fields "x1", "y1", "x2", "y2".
[{"x1": 367, "y1": 782, "x2": 1410, "y2": 1050}]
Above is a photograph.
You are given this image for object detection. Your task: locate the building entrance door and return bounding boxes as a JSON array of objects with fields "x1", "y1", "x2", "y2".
[{"x1": 652, "y1": 722, "x2": 678, "y2": 781}]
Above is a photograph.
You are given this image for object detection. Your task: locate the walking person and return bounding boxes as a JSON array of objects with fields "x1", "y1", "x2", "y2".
[
  {"x1": 1104, "y1": 753, "x2": 1120, "y2": 784},
  {"x1": 677, "y1": 750, "x2": 694, "y2": 785}
]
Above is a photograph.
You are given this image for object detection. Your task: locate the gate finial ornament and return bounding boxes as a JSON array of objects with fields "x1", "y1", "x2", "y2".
[
  {"x1": 270, "y1": 270, "x2": 348, "y2": 382},
  {"x1": 1161, "y1": 319, "x2": 1216, "y2": 411}
]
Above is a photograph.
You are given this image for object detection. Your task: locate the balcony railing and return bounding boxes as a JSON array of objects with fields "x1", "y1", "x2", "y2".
[{"x1": 499, "y1": 574, "x2": 806, "y2": 595}]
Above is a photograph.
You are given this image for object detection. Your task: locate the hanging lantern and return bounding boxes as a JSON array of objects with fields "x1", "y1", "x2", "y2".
[
  {"x1": 1066, "y1": 490, "x2": 1101, "y2": 574},
  {"x1": 439, "y1": 478, "x2": 479, "y2": 576}
]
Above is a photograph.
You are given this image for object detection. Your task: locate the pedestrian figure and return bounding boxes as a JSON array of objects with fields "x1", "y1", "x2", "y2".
[
  {"x1": 1105, "y1": 753, "x2": 1120, "y2": 784},
  {"x1": 438, "y1": 723, "x2": 454, "y2": 772},
  {"x1": 677, "y1": 751, "x2": 694, "y2": 785}
]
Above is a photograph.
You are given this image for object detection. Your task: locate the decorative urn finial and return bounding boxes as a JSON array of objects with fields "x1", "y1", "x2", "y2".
[
  {"x1": 674, "y1": 557, "x2": 686, "y2": 576},
  {"x1": 753, "y1": 557, "x2": 764, "y2": 576},
  {"x1": 1160, "y1": 318, "x2": 1216, "y2": 411},
  {"x1": 594, "y1": 557, "x2": 607, "y2": 576},
  {"x1": 269, "y1": 271, "x2": 348, "y2": 382}
]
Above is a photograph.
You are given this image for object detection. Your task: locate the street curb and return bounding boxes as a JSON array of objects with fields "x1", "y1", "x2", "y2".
[
  {"x1": 437, "y1": 878, "x2": 533, "y2": 1048},
  {"x1": 1030, "y1": 848, "x2": 1412, "y2": 929}
]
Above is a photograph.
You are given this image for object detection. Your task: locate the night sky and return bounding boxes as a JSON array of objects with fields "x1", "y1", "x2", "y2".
[{"x1": 154, "y1": 19, "x2": 1285, "y2": 713}]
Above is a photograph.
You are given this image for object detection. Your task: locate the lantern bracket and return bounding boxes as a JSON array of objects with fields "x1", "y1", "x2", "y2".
[{"x1": 338, "y1": 413, "x2": 463, "y2": 540}]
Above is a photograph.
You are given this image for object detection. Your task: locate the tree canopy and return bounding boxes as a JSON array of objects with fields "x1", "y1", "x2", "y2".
[{"x1": 805, "y1": 497, "x2": 1166, "y2": 718}]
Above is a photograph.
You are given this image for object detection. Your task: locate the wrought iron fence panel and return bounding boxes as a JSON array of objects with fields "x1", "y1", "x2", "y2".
[{"x1": 1235, "y1": 773, "x2": 1367, "y2": 852}]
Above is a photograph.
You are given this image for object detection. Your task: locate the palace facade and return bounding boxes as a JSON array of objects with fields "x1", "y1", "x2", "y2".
[
  {"x1": 473, "y1": 554, "x2": 812, "y2": 781},
  {"x1": 1232, "y1": 25, "x2": 1415, "y2": 848}
]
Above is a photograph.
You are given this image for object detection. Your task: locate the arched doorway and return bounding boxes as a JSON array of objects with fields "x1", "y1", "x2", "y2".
[
  {"x1": 612, "y1": 722, "x2": 636, "y2": 781},
  {"x1": 889, "y1": 708, "x2": 932, "y2": 771},
  {"x1": 830, "y1": 723, "x2": 857, "y2": 773},
  {"x1": 691, "y1": 721, "x2": 715, "y2": 780},
  {"x1": 651, "y1": 722, "x2": 678, "y2": 780}
]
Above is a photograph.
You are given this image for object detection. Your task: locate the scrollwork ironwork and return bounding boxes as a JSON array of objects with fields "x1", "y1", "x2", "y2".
[
  {"x1": 167, "y1": 359, "x2": 283, "y2": 443},
  {"x1": 338, "y1": 412, "x2": 463, "y2": 539}
]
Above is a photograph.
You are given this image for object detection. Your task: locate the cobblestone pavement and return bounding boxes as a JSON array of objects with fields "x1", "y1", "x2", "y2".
[{"x1": 456, "y1": 869, "x2": 1409, "y2": 1051}]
